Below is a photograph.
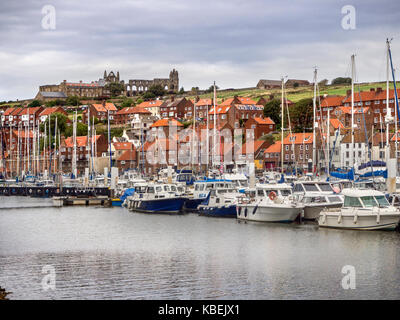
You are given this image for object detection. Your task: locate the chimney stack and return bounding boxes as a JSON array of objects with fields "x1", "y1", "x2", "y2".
[
  {"x1": 370, "y1": 88, "x2": 375, "y2": 92},
  {"x1": 377, "y1": 87, "x2": 382, "y2": 93},
  {"x1": 346, "y1": 89, "x2": 351, "y2": 96}
]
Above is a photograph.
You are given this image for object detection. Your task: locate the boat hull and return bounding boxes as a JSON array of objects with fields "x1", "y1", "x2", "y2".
[
  {"x1": 237, "y1": 204, "x2": 301, "y2": 223},
  {"x1": 198, "y1": 205, "x2": 237, "y2": 218},
  {"x1": 303, "y1": 203, "x2": 342, "y2": 220},
  {"x1": 183, "y1": 198, "x2": 205, "y2": 212},
  {"x1": 318, "y1": 212, "x2": 400, "y2": 230},
  {"x1": 130, "y1": 197, "x2": 186, "y2": 214}
]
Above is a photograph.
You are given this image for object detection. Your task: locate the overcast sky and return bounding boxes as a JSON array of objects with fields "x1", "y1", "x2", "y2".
[{"x1": 1, "y1": 0, "x2": 400, "y2": 101}]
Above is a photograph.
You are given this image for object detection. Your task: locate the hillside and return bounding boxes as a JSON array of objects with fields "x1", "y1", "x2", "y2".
[{"x1": 186, "y1": 81, "x2": 394, "y2": 104}]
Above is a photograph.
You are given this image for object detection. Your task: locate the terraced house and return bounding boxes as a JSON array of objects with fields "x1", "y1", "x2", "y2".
[{"x1": 82, "y1": 102, "x2": 117, "y2": 123}]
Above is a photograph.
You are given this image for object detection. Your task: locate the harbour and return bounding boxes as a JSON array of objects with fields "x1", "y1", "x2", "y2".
[{"x1": 1, "y1": 198, "x2": 400, "y2": 300}]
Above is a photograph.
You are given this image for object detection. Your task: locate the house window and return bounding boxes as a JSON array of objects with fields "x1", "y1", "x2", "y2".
[
  {"x1": 285, "y1": 154, "x2": 289, "y2": 160},
  {"x1": 285, "y1": 145, "x2": 289, "y2": 151}
]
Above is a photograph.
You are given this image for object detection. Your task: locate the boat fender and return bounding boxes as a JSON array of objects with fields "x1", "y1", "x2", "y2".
[
  {"x1": 338, "y1": 212, "x2": 342, "y2": 224},
  {"x1": 269, "y1": 191, "x2": 277, "y2": 201},
  {"x1": 321, "y1": 212, "x2": 326, "y2": 224},
  {"x1": 252, "y1": 205, "x2": 258, "y2": 215},
  {"x1": 377, "y1": 210, "x2": 380, "y2": 224},
  {"x1": 353, "y1": 213, "x2": 358, "y2": 224}
]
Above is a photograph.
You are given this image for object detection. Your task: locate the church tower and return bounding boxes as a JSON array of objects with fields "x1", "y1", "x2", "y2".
[{"x1": 169, "y1": 69, "x2": 179, "y2": 93}]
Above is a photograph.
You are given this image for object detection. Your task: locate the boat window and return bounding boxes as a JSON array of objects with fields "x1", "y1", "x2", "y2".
[
  {"x1": 199, "y1": 184, "x2": 205, "y2": 191},
  {"x1": 343, "y1": 196, "x2": 363, "y2": 207},
  {"x1": 328, "y1": 196, "x2": 342, "y2": 203},
  {"x1": 240, "y1": 180, "x2": 248, "y2": 187},
  {"x1": 156, "y1": 186, "x2": 162, "y2": 192},
  {"x1": 195, "y1": 184, "x2": 200, "y2": 191},
  {"x1": 170, "y1": 186, "x2": 177, "y2": 192},
  {"x1": 294, "y1": 184, "x2": 304, "y2": 192},
  {"x1": 311, "y1": 196, "x2": 326, "y2": 203},
  {"x1": 206, "y1": 184, "x2": 214, "y2": 190},
  {"x1": 164, "y1": 185, "x2": 170, "y2": 191},
  {"x1": 280, "y1": 189, "x2": 292, "y2": 196},
  {"x1": 147, "y1": 187, "x2": 155, "y2": 193},
  {"x1": 318, "y1": 184, "x2": 333, "y2": 192},
  {"x1": 361, "y1": 196, "x2": 378, "y2": 207},
  {"x1": 210, "y1": 190, "x2": 216, "y2": 197},
  {"x1": 257, "y1": 189, "x2": 265, "y2": 197},
  {"x1": 304, "y1": 184, "x2": 319, "y2": 192},
  {"x1": 374, "y1": 195, "x2": 389, "y2": 207},
  {"x1": 219, "y1": 189, "x2": 227, "y2": 194}
]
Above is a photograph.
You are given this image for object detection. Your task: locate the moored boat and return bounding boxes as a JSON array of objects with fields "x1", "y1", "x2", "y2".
[{"x1": 318, "y1": 189, "x2": 400, "y2": 230}]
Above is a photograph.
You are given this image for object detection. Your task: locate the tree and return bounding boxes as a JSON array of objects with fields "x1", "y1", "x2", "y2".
[
  {"x1": 179, "y1": 87, "x2": 185, "y2": 94},
  {"x1": 147, "y1": 84, "x2": 166, "y2": 97},
  {"x1": 66, "y1": 96, "x2": 80, "y2": 106},
  {"x1": 191, "y1": 87, "x2": 200, "y2": 95},
  {"x1": 121, "y1": 97, "x2": 134, "y2": 108},
  {"x1": 205, "y1": 85, "x2": 219, "y2": 93},
  {"x1": 331, "y1": 77, "x2": 351, "y2": 85},
  {"x1": 28, "y1": 100, "x2": 41, "y2": 108},
  {"x1": 40, "y1": 112, "x2": 69, "y2": 136},
  {"x1": 263, "y1": 99, "x2": 281, "y2": 129},
  {"x1": 290, "y1": 98, "x2": 313, "y2": 133},
  {"x1": 105, "y1": 82, "x2": 125, "y2": 97},
  {"x1": 142, "y1": 91, "x2": 156, "y2": 100},
  {"x1": 318, "y1": 79, "x2": 329, "y2": 87},
  {"x1": 64, "y1": 122, "x2": 88, "y2": 137}
]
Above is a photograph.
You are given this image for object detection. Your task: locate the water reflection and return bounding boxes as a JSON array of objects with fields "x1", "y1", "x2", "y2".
[{"x1": 0, "y1": 200, "x2": 400, "y2": 299}]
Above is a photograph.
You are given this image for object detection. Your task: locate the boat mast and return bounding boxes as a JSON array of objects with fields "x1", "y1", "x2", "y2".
[
  {"x1": 213, "y1": 81, "x2": 217, "y2": 168},
  {"x1": 312, "y1": 68, "x2": 317, "y2": 176},
  {"x1": 327, "y1": 110, "x2": 330, "y2": 176},
  {"x1": 281, "y1": 77, "x2": 284, "y2": 174},
  {"x1": 87, "y1": 107, "x2": 91, "y2": 174},
  {"x1": 350, "y1": 54, "x2": 355, "y2": 171},
  {"x1": 72, "y1": 111, "x2": 77, "y2": 177},
  {"x1": 192, "y1": 101, "x2": 196, "y2": 171}
]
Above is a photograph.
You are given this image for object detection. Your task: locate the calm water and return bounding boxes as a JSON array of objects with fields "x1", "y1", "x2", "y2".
[{"x1": 1, "y1": 196, "x2": 400, "y2": 299}]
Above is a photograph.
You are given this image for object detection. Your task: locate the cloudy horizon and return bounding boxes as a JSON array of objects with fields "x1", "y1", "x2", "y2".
[{"x1": 1, "y1": 0, "x2": 400, "y2": 101}]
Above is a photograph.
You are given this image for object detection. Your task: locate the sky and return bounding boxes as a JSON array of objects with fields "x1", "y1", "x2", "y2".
[{"x1": 0, "y1": 0, "x2": 400, "y2": 101}]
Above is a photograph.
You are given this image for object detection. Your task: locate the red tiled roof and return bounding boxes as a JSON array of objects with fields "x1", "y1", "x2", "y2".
[
  {"x1": 343, "y1": 88, "x2": 400, "y2": 103},
  {"x1": 113, "y1": 142, "x2": 133, "y2": 150},
  {"x1": 391, "y1": 130, "x2": 400, "y2": 142},
  {"x1": 117, "y1": 149, "x2": 137, "y2": 161},
  {"x1": 330, "y1": 118, "x2": 344, "y2": 129},
  {"x1": 208, "y1": 105, "x2": 231, "y2": 115},
  {"x1": 193, "y1": 98, "x2": 212, "y2": 106},
  {"x1": 320, "y1": 96, "x2": 345, "y2": 108},
  {"x1": 264, "y1": 141, "x2": 282, "y2": 153},
  {"x1": 220, "y1": 98, "x2": 235, "y2": 106},
  {"x1": 64, "y1": 135, "x2": 102, "y2": 148},
  {"x1": 136, "y1": 100, "x2": 164, "y2": 108},
  {"x1": 239, "y1": 140, "x2": 267, "y2": 154},
  {"x1": 39, "y1": 107, "x2": 64, "y2": 116},
  {"x1": 116, "y1": 106, "x2": 151, "y2": 115},
  {"x1": 254, "y1": 117, "x2": 275, "y2": 125},
  {"x1": 151, "y1": 118, "x2": 183, "y2": 128},
  {"x1": 4, "y1": 108, "x2": 16, "y2": 116},
  {"x1": 18, "y1": 107, "x2": 42, "y2": 115},
  {"x1": 92, "y1": 103, "x2": 117, "y2": 112},
  {"x1": 238, "y1": 97, "x2": 257, "y2": 104},
  {"x1": 283, "y1": 133, "x2": 313, "y2": 145}
]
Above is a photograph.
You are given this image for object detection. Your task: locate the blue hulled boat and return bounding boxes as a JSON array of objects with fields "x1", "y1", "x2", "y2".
[
  {"x1": 197, "y1": 181, "x2": 239, "y2": 218},
  {"x1": 126, "y1": 183, "x2": 187, "y2": 214}
]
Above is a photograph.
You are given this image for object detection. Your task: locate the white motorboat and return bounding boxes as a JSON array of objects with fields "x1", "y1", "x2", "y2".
[
  {"x1": 236, "y1": 183, "x2": 303, "y2": 223},
  {"x1": 318, "y1": 189, "x2": 400, "y2": 230},
  {"x1": 293, "y1": 181, "x2": 343, "y2": 220}
]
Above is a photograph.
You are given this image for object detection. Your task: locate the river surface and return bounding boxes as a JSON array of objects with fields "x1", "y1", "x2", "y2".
[{"x1": 0, "y1": 196, "x2": 400, "y2": 299}]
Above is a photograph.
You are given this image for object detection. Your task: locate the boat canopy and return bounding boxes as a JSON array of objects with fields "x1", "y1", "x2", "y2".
[{"x1": 341, "y1": 188, "x2": 385, "y2": 198}]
